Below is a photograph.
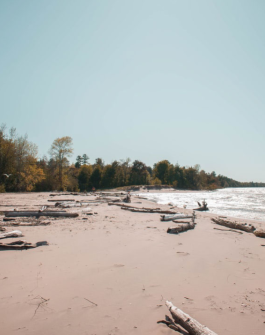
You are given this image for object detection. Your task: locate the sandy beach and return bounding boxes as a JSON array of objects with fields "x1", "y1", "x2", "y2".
[{"x1": 0, "y1": 191, "x2": 265, "y2": 335}]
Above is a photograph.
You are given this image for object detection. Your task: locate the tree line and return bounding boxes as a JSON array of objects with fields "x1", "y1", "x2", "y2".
[{"x1": 1, "y1": 128, "x2": 264, "y2": 192}]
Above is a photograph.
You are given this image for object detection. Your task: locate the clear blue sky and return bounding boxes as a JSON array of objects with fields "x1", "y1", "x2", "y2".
[{"x1": 1, "y1": 0, "x2": 264, "y2": 182}]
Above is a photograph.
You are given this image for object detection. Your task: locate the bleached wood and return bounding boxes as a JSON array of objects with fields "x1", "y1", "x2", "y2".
[{"x1": 166, "y1": 301, "x2": 218, "y2": 335}]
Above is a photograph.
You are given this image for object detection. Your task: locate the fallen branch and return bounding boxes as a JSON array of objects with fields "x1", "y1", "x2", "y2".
[
  {"x1": 164, "y1": 301, "x2": 218, "y2": 335},
  {"x1": 32, "y1": 296, "x2": 50, "y2": 318},
  {"x1": 0, "y1": 240, "x2": 48, "y2": 250},
  {"x1": 211, "y1": 218, "x2": 255, "y2": 233},
  {"x1": 157, "y1": 315, "x2": 188, "y2": 334},
  {"x1": 48, "y1": 199, "x2": 75, "y2": 202},
  {"x1": 162, "y1": 212, "x2": 196, "y2": 222},
  {"x1": 84, "y1": 298, "x2": 98, "y2": 306},
  {"x1": 121, "y1": 207, "x2": 176, "y2": 214},
  {"x1": 0, "y1": 230, "x2": 23, "y2": 239},
  {"x1": 5, "y1": 211, "x2": 78, "y2": 218},
  {"x1": 213, "y1": 227, "x2": 243, "y2": 234},
  {"x1": 167, "y1": 222, "x2": 195, "y2": 234},
  {"x1": 1, "y1": 221, "x2": 51, "y2": 227}
]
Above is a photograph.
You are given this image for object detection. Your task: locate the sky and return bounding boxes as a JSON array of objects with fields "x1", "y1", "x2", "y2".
[{"x1": 0, "y1": 0, "x2": 264, "y2": 182}]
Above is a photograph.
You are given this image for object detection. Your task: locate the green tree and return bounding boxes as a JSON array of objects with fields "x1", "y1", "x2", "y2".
[
  {"x1": 153, "y1": 160, "x2": 171, "y2": 184},
  {"x1": 75, "y1": 155, "x2": 83, "y2": 168},
  {"x1": 90, "y1": 165, "x2": 102, "y2": 189},
  {"x1": 82, "y1": 154, "x2": 89, "y2": 165},
  {"x1": 49, "y1": 136, "x2": 73, "y2": 190},
  {"x1": 78, "y1": 165, "x2": 93, "y2": 191},
  {"x1": 129, "y1": 160, "x2": 149, "y2": 185}
]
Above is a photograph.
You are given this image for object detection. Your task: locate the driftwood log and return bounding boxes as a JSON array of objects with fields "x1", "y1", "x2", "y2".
[
  {"x1": 0, "y1": 230, "x2": 23, "y2": 239},
  {"x1": 108, "y1": 203, "x2": 160, "y2": 209},
  {"x1": 211, "y1": 218, "x2": 255, "y2": 233},
  {"x1": 161, "y1": 212, "x2": 196, "y2": 222},
  {"x1": 0, "y1": 240, "x2": 48, "y2": 250},
  {"x1": 121, "y1": 207, "x2": 177, "y2": 214},
  {"x1": 164, "y1": 301, "x2": 218, "y2": 335},
  {"x1": 0, "y1": 221, "x2": 51, "y2": 227},
  {"x1": 5, "y1": 211, "x2": 78, "y2": 218},
  {"x1": 167, "y1": 222, "x2": 195, "y2": 234},
  {"x1": 194, "y1": 200, "x2": 209, "y2": 212},
  {"x1": 253, "y1": 229, "x2": 265, "y2": 238},
  {"x1": 48, "y1": 199, "x2": 75, "y2": 202}
]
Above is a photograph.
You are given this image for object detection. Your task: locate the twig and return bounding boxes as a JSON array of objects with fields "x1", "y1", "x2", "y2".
[
  {"x1": 157, "y1": 315, "x2": 189, "y2": 334},
  {"x1": 213, "y1": 227, "x2": 243, "y2": 234},
  {"x1": 32, "y1": 296, "x2": 50, "y2": 318},
  {"x1": 84, "y1": 298, "x2": 97, "y2": 306}
]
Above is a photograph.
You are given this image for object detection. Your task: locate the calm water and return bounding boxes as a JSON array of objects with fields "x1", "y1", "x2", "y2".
[{"x1": 138, "y1": 188, "x2": 265, "y2": 221}]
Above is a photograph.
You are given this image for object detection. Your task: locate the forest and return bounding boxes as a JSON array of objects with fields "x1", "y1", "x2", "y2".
[{"x1": 1, "y1": 127, "x2": 264, "y2": 192}]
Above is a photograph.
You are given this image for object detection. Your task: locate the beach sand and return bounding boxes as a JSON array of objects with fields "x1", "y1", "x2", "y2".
[{"x1": 0, "y1": 191, "x2": 265, "y2": 335}]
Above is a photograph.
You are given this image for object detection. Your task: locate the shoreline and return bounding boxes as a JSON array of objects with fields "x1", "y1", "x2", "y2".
[{"x1": 0, "y1": 192, "x2": 265, "y2": 335}]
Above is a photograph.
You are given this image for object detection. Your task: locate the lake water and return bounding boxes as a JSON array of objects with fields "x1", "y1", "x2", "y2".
[{"x1": 138, "y1": 188, "x2": 265, "y2": 221}]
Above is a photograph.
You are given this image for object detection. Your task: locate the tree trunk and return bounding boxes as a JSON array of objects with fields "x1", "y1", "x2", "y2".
[
  {"x1": 166, "y1": 301, "x2": 218, "y2": 335},
  {"x1": 5, "y1": 211, "x2": 78, "y2": 218}
]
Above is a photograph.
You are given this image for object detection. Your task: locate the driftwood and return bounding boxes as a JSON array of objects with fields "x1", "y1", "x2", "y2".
[
  {"x1": 55, "y1": 202, "x2": 82, "y2": 208},
  {"x1": 0, "y1": 227, "x2": 6, "y2": 231},
  {"x1": 0, "y1": 240, "x2": 48, "y2": 250},
  {"x1": 0, "y1": 230, "x2": 23, "y2": 239},
  {"x1": 167, "y1": 222, "x2": 195, "y2": 234},
  {"x1": 108, "y1": 203, "x2": 160, "y2": 209},
  {"x1": 3, "y1": 217, "x2": 16, "y2": 221},
  {"x1": 5, "y1": 211, "x2": 78, "y2": 218},
  {"x1": 161, "y1": 212, "x2": 195, "y2": 222},
  {"x1": 163, "y1": 301, "x2": 218, "y2": 335},
  {"x1": 48, "y1": 199, "x2": 75, "y2": 202},
  {"x1": 1, "y1": 221, "x2": 51, "y2": 227},
  {"x1": 253, "y1": 229, "x2": 265, "y2": 238},
  {"x1": 49, "y1": 193, "x2": 81, "y2": 196},
  {"x1": 121, "y1": 207, "x2": 177, "y2": 214},
  {"x1": 211, "y1": 218, "x2": 255, "y2": 233},
  {"x1": 194, "y1": 200, "x2": 209, "y2": 212},
  {"x1": 213, "y1": 227, "x2": 243, "y2": 234}
]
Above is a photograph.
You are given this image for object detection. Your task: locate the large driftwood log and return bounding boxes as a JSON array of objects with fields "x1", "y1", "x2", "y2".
[
  {"x1": 211, "y1": 218, "x2": 255, "y2": 233},
  {"x1": 0, "y1": 240, "x2": 48, "y2": 250},
  {"x1": 0, "y1": 230, "x2": 23, "y2": 239},
  {"x1": 165, "y1": 301, "x2": 218, "y2": 335},
  {"x1": 167, "y1": 222, "x2": 195, "y2": 234},
  {"x1": 5, "y1": 211, "x2": 79, "y2": 218},
  {"x1": 161, "y1": 212, "x2": 195, "y2": 222}
]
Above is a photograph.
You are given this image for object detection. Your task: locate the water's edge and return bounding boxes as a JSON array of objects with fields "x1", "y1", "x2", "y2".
[{"x1": 137, "y1": 188, "x2": 265, "y2": 222}]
